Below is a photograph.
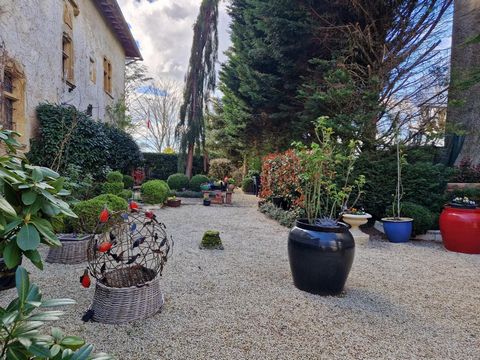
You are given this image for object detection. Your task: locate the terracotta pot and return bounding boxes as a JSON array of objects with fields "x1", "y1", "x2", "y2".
[
  {"x1": 342, "y1": 213, "x2": 372, "y2": 245},
  {"x1": 440, "y1": 206, "x2": 480, "y2": 254}
]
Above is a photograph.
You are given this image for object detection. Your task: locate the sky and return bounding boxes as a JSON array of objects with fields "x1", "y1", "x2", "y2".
[{"x1": 117, "y1": 0, "x2": 231, "y2": 82}]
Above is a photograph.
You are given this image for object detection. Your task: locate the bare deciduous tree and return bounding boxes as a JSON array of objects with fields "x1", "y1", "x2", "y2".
[{"x1": 131, "y1": 78, "x2": 182, "y2": 153}]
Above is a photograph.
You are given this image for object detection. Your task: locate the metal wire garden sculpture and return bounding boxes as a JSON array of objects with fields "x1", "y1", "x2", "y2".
[
  {"x1": 80, "y1": 203, "x2": 173, "y2": 324},
  {"x1": 85, "y1": 206, "x2": 173, "y2": 288}
]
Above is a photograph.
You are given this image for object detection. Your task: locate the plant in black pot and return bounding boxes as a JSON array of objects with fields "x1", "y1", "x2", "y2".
[{"x1": 289, "y1": 118, "x2": 362, "y2": 296}]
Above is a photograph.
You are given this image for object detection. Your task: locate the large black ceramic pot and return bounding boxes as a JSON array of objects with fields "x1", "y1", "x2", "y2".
[
  {"x1": 0, "y1": 257, "x2": 17, "y2": 291},
  {"x1": 288, "y1": 219, "x2": 355, "y2": 295}
]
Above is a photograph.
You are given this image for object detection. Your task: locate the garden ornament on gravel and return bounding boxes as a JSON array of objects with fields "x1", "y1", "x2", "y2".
[{"x1": 80, "y1": 206, "x2": 173, "y2": 324}]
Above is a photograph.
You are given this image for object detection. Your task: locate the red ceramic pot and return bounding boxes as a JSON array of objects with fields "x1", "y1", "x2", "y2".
[{"x1": 439, "y1": 206, "x2": 480, "y2": 254}]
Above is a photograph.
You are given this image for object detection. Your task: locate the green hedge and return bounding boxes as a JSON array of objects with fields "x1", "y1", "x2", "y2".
[
  {"x1": 143, "y1": 153, "x2": 204, "y2": 180},
  {"x1": 28, "y1": 104, "x2": 142, "y2": 179},
  {"x1": 354, "y1": 148, "x2": 453, "y2": 220},
  {"x1": 242, "y1": 178, "x2": 254, "y2": 193},
  {"x1": 141, "y1": 180, "x2": 170, "y2": 204}
]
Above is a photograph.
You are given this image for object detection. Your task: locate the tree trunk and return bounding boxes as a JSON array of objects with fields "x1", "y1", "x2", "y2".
[
  {"x1": 185, "y1": 143, "x2": 194, "y2": 178},
  {"x1": 446, "y1": 0, "x2": 480, "y2": 166},
  {"x1": 203, "y1": 150, "x2": 209, "y2": 174}
]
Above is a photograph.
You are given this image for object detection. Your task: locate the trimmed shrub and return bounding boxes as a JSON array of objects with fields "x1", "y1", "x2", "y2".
[
  {"x1": 119, "y1": 189, "x2": 133, "y2": 200},
  {"x1": 28, "y1": 104, "x2": 142, "y2": 179},
  {"x1": 208, "y1": 158, "x2": 234, "y2": 180},
  {"x1": 102, "y1": 182, "x2": 124, "y2": 195},
  {"x1": 141, "y1": 180, "x2": 170, "y2": 204},
  {"x1": 106, "y1": 171, "x2": 123, "y2": 183},
  {"x1": 242, "y1": 178, "x2": 254, "y2": 193},
  {"x1": 72, "y1": 194, "x2": 128, "y2": 233},
  {"x1": 123, "y1": 175, "x2": 134, "y2": 188},
  {"x1": 400, "y1": 202, "x2": 434, "y2": 236},
  {"x1": 167, "y1": 173, "x2": 189, "y2": 190},
  {"x1": 143, "y1": 153, "x2": 204, "y2": 180},
  {"x1": 189, "y1": 175, "x2": 210, "y2": 191}
]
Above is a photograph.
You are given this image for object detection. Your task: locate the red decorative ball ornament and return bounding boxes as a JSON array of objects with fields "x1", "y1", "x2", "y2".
[
  {"x1": 99, "y1": 208, "x2": 109, "y2": 223},
  {"x1": 129, "y1": 201, "x2": 139, "y2": 212},
  {"x1": 97, "y1": 241, "x2": 112, "y2": 253},
  {"x1": 80, "y1": 269, "x2": 91, "y2": 288}
]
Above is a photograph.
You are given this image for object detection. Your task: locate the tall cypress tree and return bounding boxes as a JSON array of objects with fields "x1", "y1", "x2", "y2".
[{"x1": 177, "y1": 0, "x2": 219, "y2": 178}]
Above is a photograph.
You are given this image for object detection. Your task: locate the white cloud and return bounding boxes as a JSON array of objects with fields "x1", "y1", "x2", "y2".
[{"x1": 117, "y1": 0, "x2": 231, "y2": 82}]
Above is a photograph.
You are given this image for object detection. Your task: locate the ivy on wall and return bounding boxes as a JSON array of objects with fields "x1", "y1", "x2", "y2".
[{"x1": 28, "y1": 103, "x2": 142, "y2": 178}]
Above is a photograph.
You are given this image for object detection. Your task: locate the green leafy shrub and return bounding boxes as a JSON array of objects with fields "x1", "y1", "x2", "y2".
[
  {"x1": 167, "y1": 173, "x2": 190, "y2": 190},
  {"x1": 62, "y1": 164, "x2": 95, "y2": 202},
  {"x1": 28, "y1": 104, "x2": 142, "y2": 179},
  {"x1": 188, "y1": 175, "x2": 210, "y2": 191},
  {"x1": 259, "y1": 202, "x2": 305, "y2": 228},
  {"x1": 0, "y1": 267, "x2": 111, "y2": 359},
  {"x1": 242, "y1": 178, "x2": 254, "y2": 193},
  {"x1": 101, "y1": 182, "x2": 124, "y2": 195},
  {"x1": 398, "y1": 202, "x2": 434, "y2": 236},
  {"x1": 123, "y1": 175, "x2": 134, "y2": 188},
  {"x1": 119, "y1": 189, "x2": 133, "y2": 200},
  {"x1": 72, "y1": 194, "x2": 128, "y2": 233},
  {"x1": 106, "y1": 171, "x2": 123, "y2": 183},
  {"x1": 354, "y1": 149, "x2": 453, "y2": 220},
  {"x1": 0, "y1": 130, "x2": 76, "y2": 270},
  {"x1": 141, "y1": 180, "x2": 170, "y2": 204},
  {"x1": 200, "y1": 230, "x2": 224, "y2": 250},
  {"x1": 450, "y1": 159, "x2": 480, "y2": 183},
  {"x1": 231, "y1": 168, "x2": 244, "y2": 187},
  {"x1": 208, "y1": 158, "x2": 234, "y2": 180},
  {"x1": 143, "y1": 153, "x2": 204, "y2": 180}
]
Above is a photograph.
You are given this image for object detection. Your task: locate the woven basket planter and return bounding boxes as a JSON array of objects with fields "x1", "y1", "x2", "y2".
[
  {"x1": 91, "y1": 266, "x2": 164, "y2": 324},
  {"x1": 46, "y1": 234, "x2": 93, "y2": 264}
]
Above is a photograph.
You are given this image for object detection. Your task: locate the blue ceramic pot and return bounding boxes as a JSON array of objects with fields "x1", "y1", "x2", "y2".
[
  {"x1": 288, "y1": 219, "x2": 355, "y2": 295},
  {"x1": 382, "y1": 218, "x2": 413, "y2": 243}
]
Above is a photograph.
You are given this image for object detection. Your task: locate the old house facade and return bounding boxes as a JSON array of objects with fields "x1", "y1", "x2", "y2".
[{"x1": 0, "y1": 0, "x2": 141, "y2": 146}]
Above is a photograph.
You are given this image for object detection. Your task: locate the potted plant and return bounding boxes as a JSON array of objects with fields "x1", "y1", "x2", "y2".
[
  {"x1": 167, "y1": 196, "x2": 181, "y2": 207},
  {"x1": 341, "y1": 207, "x2": 371, "y2": 245},
  {"x1": 227, "y1": 178, "x2": 235, "y2": 192},
  {"x1": 381, "y1": 122, "x2": 413, "y2": 243},
  {"x1": 288, "y1": 118, "x2": 359, "y2": 296},
  {"x1": 440, "y1": 196, "x2": 480, "y2": 254}
]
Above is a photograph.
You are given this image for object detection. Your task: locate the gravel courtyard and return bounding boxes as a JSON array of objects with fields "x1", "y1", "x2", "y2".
[{"x1": 2, "y1": 192, "x2": 480, "y2": 359}]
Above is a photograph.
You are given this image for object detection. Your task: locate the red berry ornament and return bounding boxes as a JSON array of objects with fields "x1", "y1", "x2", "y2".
[
  {"x1": 99, "y1": 208, "x2": 109, "y2": 223},
  {"x1": 80, "y1": 270, "x2": 91, "y2": 288},
  {"x1": 129, "y1": 201, "x2": 139, "y2": 212},
  {"x1": 97, "y1": 241, "x2": 112, "y2": 253}
]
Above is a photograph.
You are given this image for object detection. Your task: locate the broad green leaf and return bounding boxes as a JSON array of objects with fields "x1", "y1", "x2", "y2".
[
  {"x1": 1, "y1": 310, "x2": 19, "y2": 326},
  {"x1": 24, "y1": 249, "x2": 43, "y2": 270},
  {"x1": 92, "y1": 353, "x2": 114, "y2": 360},
  {"x1": 21, "y1": 191, "x2": 37, "y2": 206},
  {"x1": 51, "y1": 327, "x2": 64, "y2": 341},
  {"x1": 41, "y1": 299, "x2": 76, "y2": 308},
  {"x1": 3, "y1": 218, "x2": 24, "y2": 235},
  {"x1": 51, "y1": 177, "x2": 66, "y2": 192},
  {"x1": 70, "y1": 344, "x2": 94, "y2": 360},
  {"x1": 12, "y1": 322, "x2": 43, "y2": 337},
  {"x1": 50, "y1": 344, "x2": 62, "y2": 357},
  {"x1": 39, "y1": 166, "x2": 60, "y2": 179},
  {"x1": 6, "y1": 345, "x2": 29, "y2": 360},
  {"x1": 32, "y1": 167, "x2": 44, "y2": 182},
  {"x1": 26, "y1": 284, "x2": 41, "y2": 304},
  {"x1": 16, "y1": 224, "x2": 41, "y2": 251},
  {"x1": 0, "y1": 194, "x2": 16, "y2": 216},
  {"x1": 27, "y1": 343, "x2": 52, "y2": 357},
  {"x1": 60, "y1": 336, "x2": 85, "y2": 350},
  {"x1": 15, "y1": 267, "x2": 29, "y2": 304},
  {"x1": 17, "y1": 337, "x2": 32, "y2": 349},
  {"x1": 3, "y1": 241, "x2": 21, "y2": 269},
  {"x1": 29, "y1": 310, "x2": 64, "y2": 321}
]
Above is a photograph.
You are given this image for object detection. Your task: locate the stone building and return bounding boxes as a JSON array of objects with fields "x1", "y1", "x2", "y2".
[{"x1": 0, "y1": 0, "x2": 141, "y2": 146}]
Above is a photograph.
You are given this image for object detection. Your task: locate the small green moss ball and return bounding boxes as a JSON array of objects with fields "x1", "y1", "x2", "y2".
[{"x1": 200, "y1": 230, "x2": 224, "y2": 250}]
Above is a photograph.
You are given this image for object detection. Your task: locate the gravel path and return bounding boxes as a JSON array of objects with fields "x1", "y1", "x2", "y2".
[{"x1": 2, "y1": 192, "x2": 480, "y2": 359}]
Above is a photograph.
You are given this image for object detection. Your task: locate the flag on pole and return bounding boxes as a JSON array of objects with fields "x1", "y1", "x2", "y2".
[{"x1": 146, "y1": 109, "x2": 151, "y2": 129}]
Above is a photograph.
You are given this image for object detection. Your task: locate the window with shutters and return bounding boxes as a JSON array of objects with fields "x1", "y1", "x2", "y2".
[
  {"x1": 103, "y1": 57, "x2": 112, "y2": 94},
  {"x1": 1, "y1": 60, "x2": 25, "y2": 134}
]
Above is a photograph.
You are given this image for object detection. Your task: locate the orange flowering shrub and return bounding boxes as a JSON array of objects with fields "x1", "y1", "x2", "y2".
[{"x1": 260, "y1": 149, "x2": 304, "y2": 207}]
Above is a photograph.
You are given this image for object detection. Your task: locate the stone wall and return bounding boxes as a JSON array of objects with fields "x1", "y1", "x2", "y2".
[{"x1": 0, "y1": 0, "x2": 126, "y2": 147}]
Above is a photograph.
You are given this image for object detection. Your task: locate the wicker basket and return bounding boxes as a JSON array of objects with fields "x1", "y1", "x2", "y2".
[
  {"x1": 46, "y1": 234, "x2": 93, "y2": 264},
  {"x1": 91, "y1": 267, "x2": 164, "y2": 324}
]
